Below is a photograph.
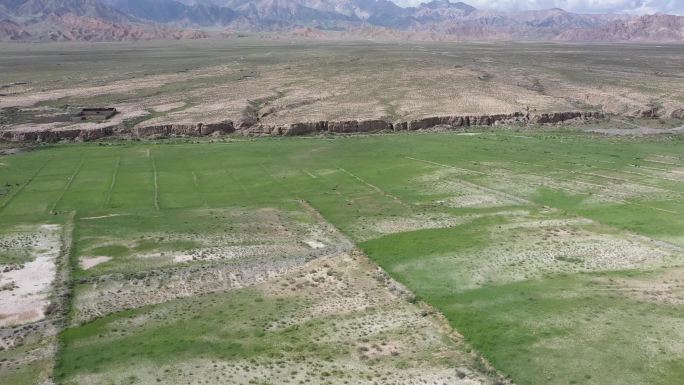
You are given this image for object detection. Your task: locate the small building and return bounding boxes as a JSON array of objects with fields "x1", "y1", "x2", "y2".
[{"x1": 73, "y1": 108, "x2": 117, "y2": 122}]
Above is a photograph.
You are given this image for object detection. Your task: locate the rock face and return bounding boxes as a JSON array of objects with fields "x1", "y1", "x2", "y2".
[
  {"x1": 530, "y1": 111, "x2": 603, "y2": 124},
  {"x1": 0, "y1": 126, "x2": 115, "y2": 142},
  {"x1": 406, "y1": 113, "x2": 525, "y2": 130},
  {"x1": 556, "y1": 14, "x2": 684, "y2": 43},
  {"x1": 284, "y1": 121, "x2": 327, "y2": 136},
  {"x1": 670, "y1": 109, "x2": 684, "y2": 119},
  {"x1": 133, "y1": 121, "x2": 234, "y2": 137},
  {"x1": 1, "y1": 112, "x2": 604, "y2": 142},
  {"x1": 0, "y1": 120, "x2": 234, "y2": 142},
  {"x1": 0, "y1": 19, "x2": 31, "y2": 41},
  {"x1": 241, "y1": 111, "x2": 603, "y2": 137}
]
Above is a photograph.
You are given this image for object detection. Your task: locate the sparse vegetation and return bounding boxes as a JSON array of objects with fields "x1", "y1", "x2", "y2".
[{"x1": 1, "y1": 39, "x2": 683, "y2": 385}]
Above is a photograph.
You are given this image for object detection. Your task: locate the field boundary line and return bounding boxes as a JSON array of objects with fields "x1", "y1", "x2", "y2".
[
  {"x1": 515, "y1": 159, "x2": 683, "y2": 193},
  {"x1": 49, "y1": 211, "x2": 77, "y2": 380},
  {"x1": 405, "y1": 156, "x2": 487, "y2": 175},
  {"x1": 150, "y1": 150, "x2": 160, "y2": 211},
  {"x1": 337, "y1": 167, "x2": 408, "y2": 206},
  {"x1": 104, "y1": 155, "x2": 121, "y2": 208},
  {"x1": 0, "y1": 156, "x2": 52, "y2": 213},
  {"x1": 601, "y1": 166, "x2": 683, "y2": 185},
  {"x1": 192, "y1": 171, "x2": 199, "y2": 188},
  {"x1": 407, "y1": 154, "x2": 678, "y2": 214},
  {"x1": 503, "y1": 162, "x2": 680, "y2": 214},
  {"x1": 638, "y1": 164, "x2": 676, "y2": 173},
  {"x1": 304, "y1": 169, "x2": 350, "y2": 201},
  {"x1": 50, "y1": 157, "x2": 85, "y2": 214},
  {"x1": 624, "y1": 201, "x2": 678, "y2": 214},
  {"x1": 227, "y1": 171, "x2": 248, "y2": 193},
  {"x1": 191, "y1": 171, "x2": 209, "y2": 208},
  {"x1": 259, "y1": 164, "x2": 280, "y2": 183},
  {"x1": 652, "y1": 154, "x2": 684, "y2": 162},
  {"x1": 564, "y1": 172, "x2": 680, "y2": 213},
  {"x1": 296, "y1": 199, "x2": 354, "y2": 251},
  {"x1": 405, "y1": 156, "x2": 530, "y2": 205},
  {"x1": 644, "y1": 158, "x2": 684, "y2": 167}
]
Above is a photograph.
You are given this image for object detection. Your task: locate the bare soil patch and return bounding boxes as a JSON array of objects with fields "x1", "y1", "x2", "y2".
[{"x1": 0, "y1": 225, "x2": 61, "y2": 327}]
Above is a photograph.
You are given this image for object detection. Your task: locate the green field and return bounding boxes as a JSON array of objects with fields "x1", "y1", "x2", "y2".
[{"x1": 1, "y1": 130, "x2": 683, "y2": 385}]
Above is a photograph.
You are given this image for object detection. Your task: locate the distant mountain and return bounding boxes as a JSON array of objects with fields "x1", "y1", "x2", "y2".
[
  {"x1": 0, "y1": 0, "x2": 209, "y2": 40},
  {"x1": 0, "y1": 3, "x2": 10, "y2": 18},
  {"x1": 557, "y1": 14, "x2": 684, "y2": 42},
  {"x1": 410, "y1": 0, "x2": 475, "y2": 22},
  {"x1": 0, "y1": 18, "x2": 30, "y2": 40},
  {"x1": 103, "y1": 0, "x2": 238, "y2": 27},
  {"x1": 5, "y1": 0, "x2": 135, "y2": 23},
  {"x1": 1, "y1": 0, "x2": 682, "y2": 42}
]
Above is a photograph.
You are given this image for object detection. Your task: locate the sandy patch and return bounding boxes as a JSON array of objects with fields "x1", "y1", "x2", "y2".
[
  {"x1": 303, "y1": 239, "x2": 326, "y2": 249},
  {"x1": 80, "y1": 214, "x2": 130, "y2": 221},
  {"x1": 0, "y1": 224, "x2": 61, "y2": 327},
  {"x1": 417, "y1": 218, "x2": 677, "y2": 292},
  {"x1": 601, "y1": 268, "x2": 684, "y2": 305},
  {"x1": 79, "y1": 256, "x2": 112, "y2": 270},
  {"x1": 165, "y1": 244, "x2": 309, "y2": 264}
]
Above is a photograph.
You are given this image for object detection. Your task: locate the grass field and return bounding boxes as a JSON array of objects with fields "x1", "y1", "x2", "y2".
[{"x1": 1, "y1": 129, "x2": 683, "y2": 384}]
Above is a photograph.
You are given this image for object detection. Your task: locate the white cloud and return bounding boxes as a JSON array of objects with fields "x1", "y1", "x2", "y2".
[{"x1": 390, "y1": 0, "x2": 684, "y2": 15}]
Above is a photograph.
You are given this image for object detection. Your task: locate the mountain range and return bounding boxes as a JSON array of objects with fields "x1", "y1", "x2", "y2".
[{"x1": 0, "y1": 0, "x2": 682, "y2": 42}]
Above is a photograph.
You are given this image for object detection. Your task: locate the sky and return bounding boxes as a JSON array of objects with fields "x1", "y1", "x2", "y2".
[{"x1": 390, "y1": 0, "x2": 684, "y2": 15}]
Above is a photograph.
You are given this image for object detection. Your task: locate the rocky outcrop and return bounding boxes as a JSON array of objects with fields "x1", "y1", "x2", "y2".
[
  {"x1": 1, "y1": 120, "x2": 234, "y2": 142},
  {"x1": 638, "y1": 108, "x2": 660, "y2": 118},
  {"x1": 133, "y1": 121, "x2": 234, "y2": 137},
  {"x1": 405, "y1": 113, "x2": 526, "y2": 130},
  {"x1": 1, "y1": 111, "x2": 605, "y2": 142},
  {"x1": 237, "y1": 111, "x2": 603, "y2": 137},
  {"x1": 331, "y1": 119, "x2": 392, "y2": 133},
  {"x1": 530, "y1": 111, "x2": 603, "y2": 124},
  {"x1": 0, "y1": 126, "x2": 115, "y2": 142},
  {"x1": 670, "y1": 109, "x2": 684, "y2": 119},
  {"x1": 284, "y1": 121, "x2": 327, "y2": 136}
]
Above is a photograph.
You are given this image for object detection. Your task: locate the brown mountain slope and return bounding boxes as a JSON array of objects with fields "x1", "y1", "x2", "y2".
[
  {"x1": 557, "y1": 14, "x2": 684, "y2": 42},
  {"x1": 2, "y1": 0, "x2": 684, "y2": 42},
  {"x1": 0, "y1": 18, "x2": 30, "y2": 40},
  {"x1": 7, "y1": 0, "x2": 136, "y2": 22},
  {"x1": 0, "y1": 0, "x2": 209, "y2": 41},
  {"x1": 27, "y1": 12, "x2": 209, "y2": 41}
]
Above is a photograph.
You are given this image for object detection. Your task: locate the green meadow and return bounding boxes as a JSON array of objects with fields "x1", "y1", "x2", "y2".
[{"x1": 1, "y1": 130, "x2": 683, "y2": 385}]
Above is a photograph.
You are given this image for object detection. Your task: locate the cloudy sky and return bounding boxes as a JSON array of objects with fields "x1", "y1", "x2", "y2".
[{"x1": 390, "y1": 0, "x2": 684, "y2": 15}]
